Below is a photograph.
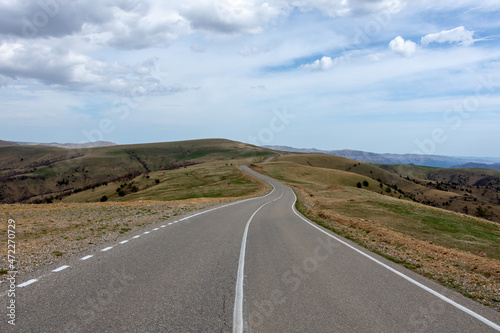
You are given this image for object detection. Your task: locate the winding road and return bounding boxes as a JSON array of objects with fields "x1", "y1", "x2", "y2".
[{"x1": 2, "y1": 166, "x2": 500, "y2": 332}]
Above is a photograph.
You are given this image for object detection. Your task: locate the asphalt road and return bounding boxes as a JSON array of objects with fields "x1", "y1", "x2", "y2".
[{"x1": 2, "y1": 166, "x2": 500, "y2": 332}]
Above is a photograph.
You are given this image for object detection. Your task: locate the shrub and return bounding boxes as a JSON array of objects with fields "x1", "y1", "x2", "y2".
[
  {"x1": 155, "y1": 179, "x2": 160, "y2": 184},
  {"x1": 118, "y1": 190, "x2": 126, "y2": 197},
  {"x1": 362, "y1": 180, "x2": 369, "y2": 187},
  {"x1": 100, "y1": 195, "x2": 108, "y2": 202},
  {"x1": 356, "y1": 182, "x2": 362, "y2": 188}
]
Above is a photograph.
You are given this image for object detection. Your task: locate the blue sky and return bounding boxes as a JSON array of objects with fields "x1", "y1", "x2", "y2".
[{"x1": 1, "y1": 0, "x2": 500, "y2": 157}]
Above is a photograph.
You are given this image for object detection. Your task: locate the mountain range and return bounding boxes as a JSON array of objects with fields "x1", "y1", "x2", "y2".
[
  {"x1": 0, "y1": 140, "x2": 117, "y2": 149},
  {"x1": 264, "y1": 146, "x2": 500, "y2": 170}
]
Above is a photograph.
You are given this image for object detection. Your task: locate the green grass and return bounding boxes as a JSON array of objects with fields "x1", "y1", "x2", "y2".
[
  {"x1": 61, "y1": 163, "x2": 264, "y2": 203},
  {"x1": 0, "y1": 139, "x2": 274, "y2": 204},
  {"x1": 260, "y1": 160, "x2": 500, "y2": 260}
]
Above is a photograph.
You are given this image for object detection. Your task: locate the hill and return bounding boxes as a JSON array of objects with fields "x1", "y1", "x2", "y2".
[
  {"x1": 454, "y1": 163, "x2": 500, "y2": 171},
  {"x1": 13, "y1": 140, "x2": 117, "y2": 149},
  {"x1": 0, "y1": 139, "x2": 273, "y2": 204},
  {"x1": 0, "y1": 140, "x2": 19, "y2": 147},
  {"x1": 264, "y1": 145, "x2": 500, "y2": 169},
  {"x1": 269, "y1": 154, "x2": 500, "y2": 222}
]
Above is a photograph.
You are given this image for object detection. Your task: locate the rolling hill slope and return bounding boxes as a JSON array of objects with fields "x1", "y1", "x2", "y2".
[{"x1": 0, "y1": 139, "x2": 273, "y2": 204}]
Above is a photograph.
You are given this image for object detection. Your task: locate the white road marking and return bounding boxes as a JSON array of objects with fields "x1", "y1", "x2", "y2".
[
  {"x1": 168, "y1": 223, "x2": 173, "y2": 225},
  {"x1": 120, "y1": 240, "x2": 129, "y2": 244},
  {"x1": 101, "y1": 247, "x2": 113, "y2": 252},
  {"x1": 132, "y1": 235, "x2": 140, "y2": 239},
  {"x1": 289, "y1": 188, "x2": 500, "y2": 332},
  {"x1": 153, "y1": 228, "x2": 159, "y2": 231},
  {"x1": 52, "y1": 265, "x2": 69, "y2": 272},
  {"x1": 143, "y1": 231, "x2": 150, "y2": 234},
  {"x1": 160, "y1": 225, "x2": 166, "y2": 228},
  {"x1": 233, "y1": 186, "x2": 280, "y2": 333},
  {"x1": 80, "y1": 255, "x2": 93, "y2": 261},
  {"x1": 17, "y1": 279, "x2": 38, "y2": 288}
]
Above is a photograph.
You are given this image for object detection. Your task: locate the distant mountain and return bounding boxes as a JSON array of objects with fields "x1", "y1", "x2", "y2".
[
  {"x1": 453, "y1": 163, "x2": 500, "y2": 171},
  {"x1": 12, "y1": 141, "x2": 117, "y2": 149},
  {"x1": 264, "y1": 146, "x2": 500, "y2": 169},
  {"x1": 0, "y1": 140, "x2": 19, "y2": 147}
]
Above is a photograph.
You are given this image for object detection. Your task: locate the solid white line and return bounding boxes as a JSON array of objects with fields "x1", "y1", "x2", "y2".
[
  {"x1": 80, "y1": 255, "x2": 93, "y2": 261},
  {"x1": 289, "y1": 188, "x2": 500, "y2": 332},
  {"x1": 17, "y1": 279, "x2": 38, "y2": 288},
  {"x1": 101, "y1": 247, "x2": 113, "y2": 252},
  {"x1": 120, "y1": 240, "x2": 129, "y2": 244},
  {"x1": 233, "y1": 186, "x2": 281, "y2": 333},
  {"x1": 52, "y1": 265, "x2": 69, "y2": 272}
]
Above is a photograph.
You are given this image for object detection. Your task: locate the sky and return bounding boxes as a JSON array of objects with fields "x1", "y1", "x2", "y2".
[{"x1": 1, "y1": 0, "x2": 500, "y2": 157}]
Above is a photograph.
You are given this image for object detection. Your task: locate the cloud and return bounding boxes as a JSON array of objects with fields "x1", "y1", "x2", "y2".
[
  {"x1": 0, "y1": 42, "x2": 185, "y2": 96},
  {"x1": 301, "y1": 56, "x2": 341, "y2": 71},
  {"x1": 389, "y1": 36, "x2": 417, "y2": 57},
  {"x1": 421, "y1": 26, "x2": 475, "y2": 46},
  {"x1": 178, "y1": 0, "x2": 288, "y2": 34},
  {"x1": 292, "y1": 0, "x2": 402, "y2": 17},
  {"x1": 190, "y1": 44, "x2": 207, "y2": 53}
]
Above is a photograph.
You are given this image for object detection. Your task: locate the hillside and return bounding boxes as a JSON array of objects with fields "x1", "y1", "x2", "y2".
[
  {"x1": 0, "y1": 139, "x2": 273, "y2": 204},
  {"x1": 264, "y1": 145, "x2": 500, "y2": 169},
  {"x1": 272, "y1": 154, "x2": 500, "y2": 223}
]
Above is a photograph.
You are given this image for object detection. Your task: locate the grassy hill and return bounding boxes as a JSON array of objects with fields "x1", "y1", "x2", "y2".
[
  {"x1": 0, "y1": 139, "x2": 273, "y2": 204},
  {"x1": 271, "y1": 154, "x2": 500, "y2": 222}
]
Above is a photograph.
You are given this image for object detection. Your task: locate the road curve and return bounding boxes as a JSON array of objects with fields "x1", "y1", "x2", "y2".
[{"x1": 1, "y1": 166, "x2": 499, "y2": 332}]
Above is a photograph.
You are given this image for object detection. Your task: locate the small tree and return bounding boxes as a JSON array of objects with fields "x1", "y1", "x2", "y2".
[
  {"x1": 362, "y1": 180, "x2": 369, "y2": 187},
  {"x1": 356, "y1": 182, "x2": 362, "y2": 188},
  {"x1": 118, "y1": 190, "x2": 126, "y2": 197},
  {"x1": 100, "y1": 195, "x2": 108, "y2": 202}
]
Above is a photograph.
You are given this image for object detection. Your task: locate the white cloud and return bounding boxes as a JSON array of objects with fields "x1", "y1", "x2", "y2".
[
  {"x1": 301, "y1": 56, "x2": 341, "y2": 71},
  {"x1": 178, "y1": 0, "x2": 289, "y2": 35},
  {"x1": 421, "y1": 26, "x2": 474, "y2": 46},
  {"x1": 389, "y1": 36, "x2": 417, "y2": 57},
  {"x1": 190, "y1": 44, "x2": 207, "y2": 53},
  {"x1": 0, "y1": 42, "x2": 185, "y2": 96},
  {"x1": 291, "y1": 0, "x2": 402, "y2": 17}
]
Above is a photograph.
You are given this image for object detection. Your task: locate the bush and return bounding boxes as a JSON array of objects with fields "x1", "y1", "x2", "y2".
[
  {"x1": 362, "y1": 180, "x2": 369, "y2": 187},
  {"x1": 356, "y1": 182, "x2": 362, "y2": 188},
  {"x1": 155, "y1": 179, "x2": 160, "y2": 184},
  {"x1": 100, "y1": 195, "x2": 108, "y2": 202},
  {"x1": 118, "y1": 190, "x2": 126, "y2": 197}
]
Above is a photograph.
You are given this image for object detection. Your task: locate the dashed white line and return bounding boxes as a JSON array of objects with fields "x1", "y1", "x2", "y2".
[
  {"x1": 132, "y1": 235, "x2": 141, "y2": 239},
  {"x1": 80, "y1": 255, "x2": 93, "y2": 261},
  {"x1": 101, "y1": 247, "x2": 113, "y2": 252},
  {"x1": 160, "y1": 225, "x2": 166, "y2": 228},
  {"x1": 143, "y1": 231, "x2": 150, "y2": 234},
  {"x1": 120, "y1": 240, "x2": 129, "y2": 244},
  {"x1": 153, "y1": 228, "x2": 159, "y2": 231},
  {"x1": 17, "y1": 279, "x2": 38, "y2": 288},
  {"x1": 233, "y1": 185, "x2": 278, "y2": 333},
  {"x1": 168, "y1": 223, "x2": 173, "y2": 225},
  {"x1": 52, "y1": 265, "x2": 69, "y2": 272}
]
